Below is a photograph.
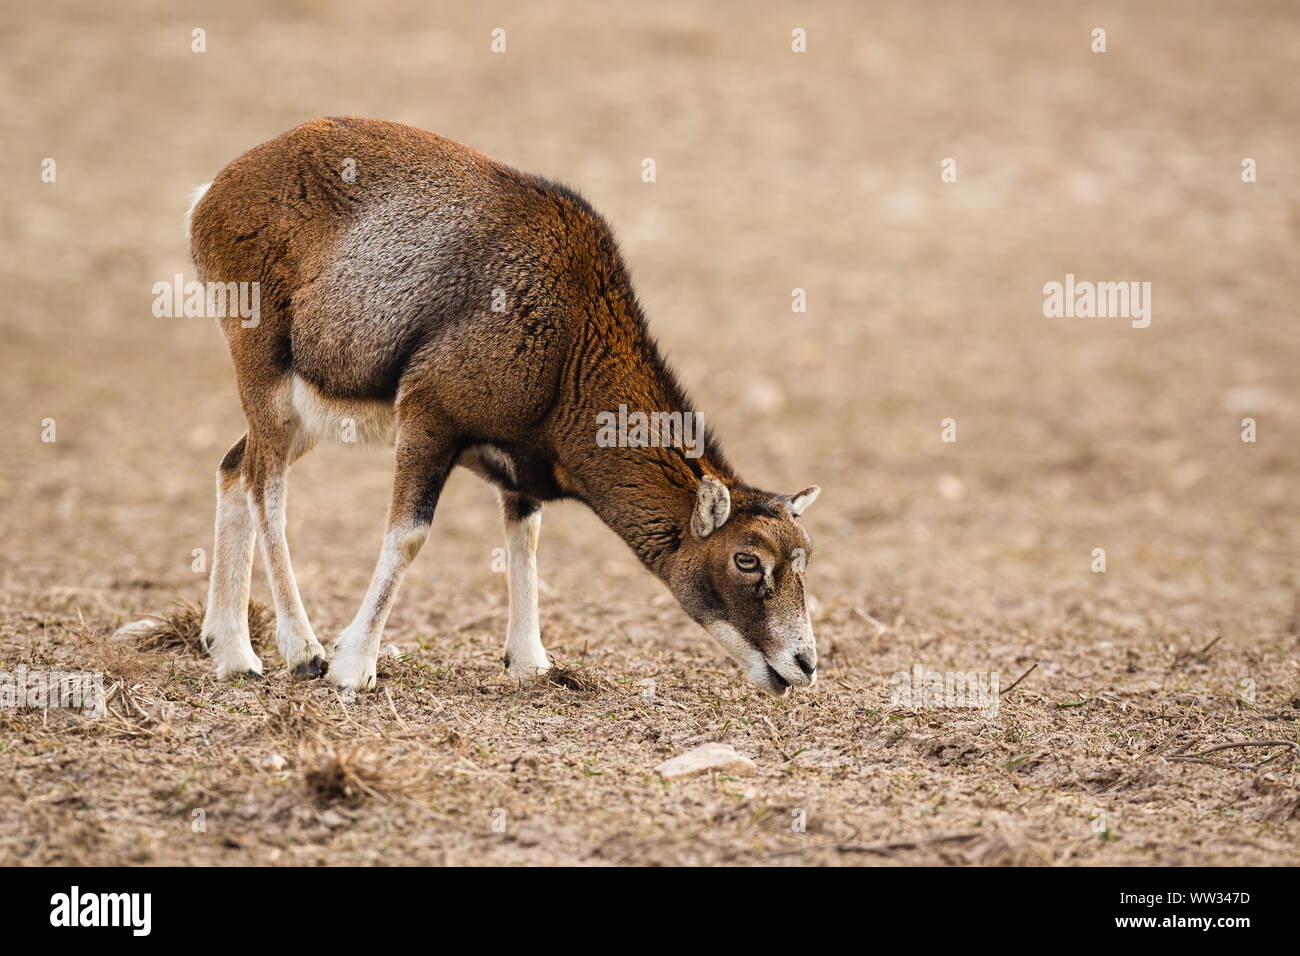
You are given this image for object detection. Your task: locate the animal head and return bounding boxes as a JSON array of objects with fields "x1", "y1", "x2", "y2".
[{"x1": 670, "y1": 476, "x2": 821, "y2": 696}]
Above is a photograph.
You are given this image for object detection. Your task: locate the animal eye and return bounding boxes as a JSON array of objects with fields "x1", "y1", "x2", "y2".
[{"x1": 734, "y1": 553, "x2": 760, "y2": 572}]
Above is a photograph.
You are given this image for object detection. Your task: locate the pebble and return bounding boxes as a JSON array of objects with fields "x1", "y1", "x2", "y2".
[{"x1": 654, "y1": 743, "x2": 756, "y2": 780}]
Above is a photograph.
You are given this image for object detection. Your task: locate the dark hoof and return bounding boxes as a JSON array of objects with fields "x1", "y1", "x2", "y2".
[
  {"x1": 239, "y1": 669, "x2": 264, "y2": 681},
  {"x1": 291, "y1": 655, "x2": 329, "y2": 680}
]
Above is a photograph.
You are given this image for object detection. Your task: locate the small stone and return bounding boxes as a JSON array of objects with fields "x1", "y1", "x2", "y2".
[
  {"x1": 381, "y1": 644, "x2": 401, "y2": 658},
  {"x1": 265, "y1": 754, "x2": 287, "y2": 771},
  {"x1": 654, "y1": 742, "x2": 756, "y2": 780}
]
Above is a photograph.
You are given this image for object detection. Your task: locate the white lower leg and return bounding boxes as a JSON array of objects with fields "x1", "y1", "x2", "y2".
[
  {"x1": 329, "y1": 523, "x2": 427, "y2": 691},
  {"x1": 251, "y1": 473, "x2": 325, "y2": 672},
  {"x1": 201, "y1": 473, "x2": 262, "y2": 677},
  {"x1": 504, "y1": 509, "x2": 548, "y2": 678}
]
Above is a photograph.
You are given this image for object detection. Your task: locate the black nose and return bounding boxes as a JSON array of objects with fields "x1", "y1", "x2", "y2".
[{"x1": 795, "y1": 652, "x2": 816, "y2": 678}]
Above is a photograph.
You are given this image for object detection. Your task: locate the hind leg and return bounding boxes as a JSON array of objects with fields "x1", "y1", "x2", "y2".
[
  {"x1": 330, "y1": 396, "x2": 457, "y2": 691},
  {"x1": 244, "y1": 417, "x2": 328, "y2": 679},
  {"x1": 200, "y1": 436, "x2": 263, "y2": 678},
  {"x1": 500, "y1": 492, "x2": 549, "y2": 679}
]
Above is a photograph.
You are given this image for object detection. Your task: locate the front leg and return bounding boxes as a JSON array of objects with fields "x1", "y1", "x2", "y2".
[
  {"x1": 329, "y1": 523, "x2": 432, "y2": 691},
  {"x1": 500, "y1": 492, "x2": 550, "y2": 679},
  {"x1": 329, "y1": 401, "x2": 456, "y2": 692}
]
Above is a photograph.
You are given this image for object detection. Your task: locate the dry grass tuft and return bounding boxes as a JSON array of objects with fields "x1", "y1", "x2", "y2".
[
  {"x1": 267, "y1": 687, "x2": 333, "y2": 743},
  {"x1": 546, "y1": 662, "x2": 610, "y2": 693},
  {"x1": 74, "y1": 610, "x2": 152, "y2": 686},
  {"x1": 112, "y1": 599, "x2": 274, "y2": 656},
  {"x1": 301, "y1": 741, "x2": 411, "y2": 808}
]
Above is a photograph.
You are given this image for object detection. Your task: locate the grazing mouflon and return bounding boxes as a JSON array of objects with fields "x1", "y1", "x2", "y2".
[{"x1": 185, "y1": 118, "x2": 821, "y2": 695}]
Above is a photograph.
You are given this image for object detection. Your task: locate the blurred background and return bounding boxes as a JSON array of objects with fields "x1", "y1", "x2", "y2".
[{"x1": 3, "y1": 0, "x2": 1296, "y2": 642}]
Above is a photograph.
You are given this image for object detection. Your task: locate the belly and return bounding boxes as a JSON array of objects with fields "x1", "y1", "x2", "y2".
[{"x1": 290, "y1": 374, "x2": 397, "y2": 446}]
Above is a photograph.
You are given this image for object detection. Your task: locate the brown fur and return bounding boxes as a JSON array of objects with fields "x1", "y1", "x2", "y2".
[{"x1": 190, "y1": 118, "x2": 820, "y2": 693}]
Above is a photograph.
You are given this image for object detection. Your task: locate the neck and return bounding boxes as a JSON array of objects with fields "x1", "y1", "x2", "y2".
[
  {"x1": 554, "y1": 343, "x2": 735, "y2": 580},
  {"x1": 582, "y1": 443, "x2": 731, "y2": 579}
]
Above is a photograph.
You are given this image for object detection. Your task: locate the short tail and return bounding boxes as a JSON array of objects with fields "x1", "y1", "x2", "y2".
[{"x1": 185, "y1": 181, "x2": 213, "y2": 247}]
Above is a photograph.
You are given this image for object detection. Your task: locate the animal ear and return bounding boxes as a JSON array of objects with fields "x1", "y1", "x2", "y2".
[
  {"x1": 691, "y1": 475, "x2": 732, "y2": 538},
  {"x1": 787, "y1": 485, "x2": 821, "y2": 517}
]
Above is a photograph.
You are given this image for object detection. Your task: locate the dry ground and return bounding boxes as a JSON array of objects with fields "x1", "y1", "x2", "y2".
[{"x1": 1, "y1": 0, "x2": 1298, "y2": 865}]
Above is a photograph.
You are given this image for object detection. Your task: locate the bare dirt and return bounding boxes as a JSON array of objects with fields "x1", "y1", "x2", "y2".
[{"x1": 2, "y1": 0, "x2": 1298, "y2": 865}]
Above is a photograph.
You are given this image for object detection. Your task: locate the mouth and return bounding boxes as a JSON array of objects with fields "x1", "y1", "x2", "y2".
[
  {"x1": 764, "y1": 663, "x2": 792, "y2": 694},
  {"x1": 703, "y1": 621, "x2": 804, "y2": 698}
]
